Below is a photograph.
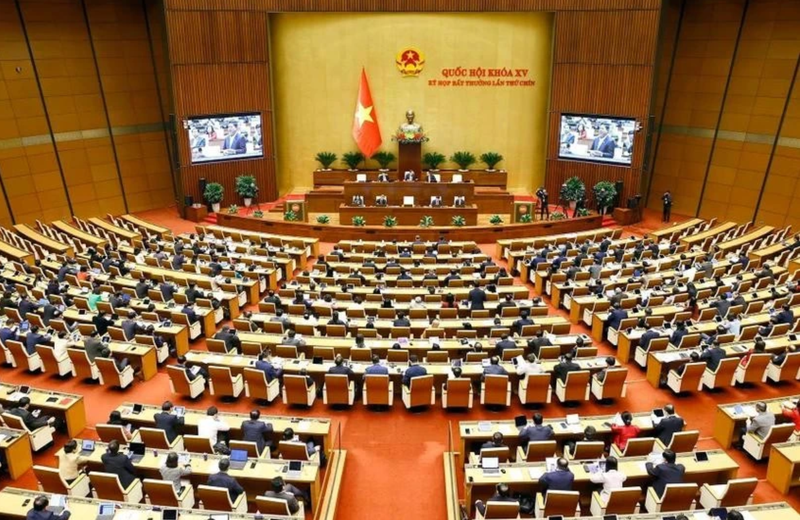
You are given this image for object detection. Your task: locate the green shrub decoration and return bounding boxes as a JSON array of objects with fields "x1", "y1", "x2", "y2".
[
  {"x1": 252, "y1": 210, "x2": 264, "y2": 218},
  {"x1": 550, "y1": 211, "x2": 568, "y2": 221},
  {"x1": 480, "y1": 152, "x2": 504, "y2": 170},
  {"x1": 284, "y1": 210, "x2": 298, "y2": 221},
  {"x1": 593, "y1": 180, "x2": 617, "y2": 213},
  {"x1": 519, "y1": 213, "x2": 533, "y2": 223},
  {"x1": 316, "y1": 215, "x2": 330, "y2": 224},
  {"x1": 352, "y1": 216, "x2": 366, "y2": 227},
  {"x1": 560, "y1": 177, "x2": 586, "y2": 202},
  {"x1": 372, "y1": 151, "x2": 396, "y2": 170},
  {"x1": 234, "y1": 175, "x2": 257, "y2": 198},
  {"x1": 383, "y1": 215, "x2": 398, "y2": 228},
  {"x1": 343, "y1": 151, "x2": 365, "y2": 170},
  {"x1": 489, "y1": 214, "x2": 503, "y2": 225},
  {"x1": 576, "y1": 208, "x2": 591, "y2": 217},
  {"x1": 450, "y1": 151, "x2": 476, "y2": 170},
  {"x1": 451, "y1": 215, "x2": 466, "y2": 227},
  {"x1": 423, "y1": 152, "x2": 446, "y2": 170},
  {"x1": 315, "y1": 151, "x2": 337, "y2": 170},
  {"x1": 227, "y1": 204, "x2": 239, "y2": 215},
  {"x1": 419, "y1": 215, "x2": 434, "y2": 228},
  {"x1": 204, "y1": 182, "x2": 224, "y2": 204}
]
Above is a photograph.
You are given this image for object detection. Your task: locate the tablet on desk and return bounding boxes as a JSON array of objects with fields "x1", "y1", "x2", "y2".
[
  {"x1": 132, "y1": 403, "x2": 143, "y2": 414},
  {"x1": 694, "y1": 451, "x2": 709, "y2": 462}
]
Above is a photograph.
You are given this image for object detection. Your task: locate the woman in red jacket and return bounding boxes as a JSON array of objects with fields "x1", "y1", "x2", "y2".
[
  {"x1": 610, "y1": 411, "x2": 641, "y2": 451},
  {"x1": 781, "y1": 399, "x2": 800, "y2": 438}
]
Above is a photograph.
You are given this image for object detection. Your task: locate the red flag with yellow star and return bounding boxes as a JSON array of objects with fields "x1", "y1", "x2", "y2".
[{"x1": 352, "y1": 68, "x2": 382, "y2": 158}]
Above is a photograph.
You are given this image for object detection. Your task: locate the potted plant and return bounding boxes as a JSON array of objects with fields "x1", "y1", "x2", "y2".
[
  {"x1": 315, "y1": 151, "x2": 337, "y2": 171},
  {"x1": 204, "y1": 182, "x2": 224, "y2": 213},
  {"x1": 419, "y1": 215, "x2": 434, "y2": 228},
  {"x1": 480, "y1": 152, "x2": 504, "y2": 172},
  {"x1": 227, "y1": 204, "x2": 239, "y2": 215},
  {"x1": 423, "y1": 152, "x2": 446, "y2": 172},
  {"x1": 519, "y1": 213, "x2": 533, "y2": 223},
  {"x1": 316, "y1": 215, "x2": 330, "y2": 224},
  {"x1": 284, "y1": 210, "x2": 298, "y2": 221},
  {"x1": 383, "y1": 215, "x2": 398, "y2": 228},
  {"x1": 253, "y1": 209, "x2": 264, "y2": 218},
  {"x1": 560, "y1": 176, "x2": 586, "y2": 210},
  {"x1": 372, "y1": 151, "x2": 396, "y2": 172},
  {"x1": 451, "y1": 215, "x2": 466, "y2": 227},
  {"x1": 342, "y1": 151, "x2": 365, "y2": 171},
  {"x1": 352, "y1": 215, "x2": 366, "y2": 227},
  {"x1": 450, "y1": 151, "x2": 476, "y2": 172},
  {"x1": 550, "y1": 211, "x2": 567, "y2": 221},
  {"x1": 593, "y1": 180, "x2": 617, "y2": 215},
  {"x1": 235, "y1": 175, "x2": 258, "y2": 207},
  {"x1": 489, "y1": 214, "x2": 503, "y2": 225},
  {"x1": 576, "y1": 207, "x2": 591, "y2": 217}
]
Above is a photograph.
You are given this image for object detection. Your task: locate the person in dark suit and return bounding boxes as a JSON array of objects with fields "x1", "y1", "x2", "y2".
[
  {"x1": 18, "y1": 297, "x2": 38, "y2": 322},
  {"x1": 467, "y1": 282, "x2": 487, "y2": 311},
  {"x1": 0, "y1": 320, "x2": 18, "y2": 346},
  {"x1": 241, "y1": 409, "x2": 273, "y2": 454},
  {"x1": 134, "y1": 277, "x2": 150, "y2": 299},
  {"x1": 645, "y1": 449, "x2": 685, "y2": 497},
  {"x1": 606, "y1": 303, "x2": 629, "y2": 333},
  {"x1": 519, "y1": 413, "x2": 554, "y2": 444},
  {"x1": 181, "y1": 303, "x2": 199, "y2": 324},
  {"x1": 474, "y1": 483, "x2": 518, "y2": 517},
  {"x1": 425, "y1": 171, "x2": 438, "y2": 183},
  {"x1": 552, "y1": 352, "x2": 581, "y2": 387},
  {"x1": 393, "y1": 312, "x2": 411, "y2": 328},
  {"x1": 8, "y1": 397, "x2": 54, "y2": 430},
  {"x1": 159, "y1": 281, "x2": 176, "y2": 302},
  {"x1": 153, "y1": 401, "x2": 184, "y2": 443},
  {"x1": 700, "y1": 341, "x2": 726, "y2": 371},
  {"x1": 175, "y1": 355, "x2": 208, "y2": 382},
  {"x1": 653, "y1": 404, "x2": 685, "y2": 446},
  {"x1": 40, "y1": 302, "x2": 61, "y2": 326},
  {"x1": 101, "y1": 440, "x2": 138, "y2": 489},
  {"x1": 494, "y1": 334, "x2": 516, "y2": 357},
  {"x1": 527, "y1": 330, "x2": 552, "y2": 358},
  {"x1": 221, "y1": 122, "x2": 247, "y2": 155},
  {"x1": 185, "y1": 282, "x2": 206, "y2": 304},
  {"x1": 171, "y1": 253, "x2": 185, "y2": 270},
  {"x1": 24, "y1": 326, "x2": 49, "y2": 355},
  {"x1": 402, "y1": 355, "x2": 427, "y2": 387},
  {"x1": 207, "y1": 457, "x2": 245, "y2": 500},
  {"x1": 776, "y1": 304, "x2": 794, "y2": 325},
  {"x1": 92, "y1": 311, "x2": 114, "y2": 336},
  {"x1": 662, "y1": 191, "x2": 673, "y2": 222},
  {"x1": 482, "y1": 356, "x2": 508, "y2": 381},
  {"x1": 25, "y1": 495, "x2": 71, "y2": 520},
  {"x1": 263, "y1": 476, "x2": 301, "y2": 515},
  {"x1": 213, "y1": 325, "x2": 241, "y2": 354},
  {"x1": 120, "y1": 311, "x2": 140, "y2": 340},
  {"x1": 669, "y1": 321, "x2": 688, "y2": 347},
  {"x1": 328, "y1": 354, "x2": 355, "y2": 381},
  {"x1": 589, "y1": 124, "x2": 616, "y2": 158},
  {"x1": 639, "y1": 327, "x2": 661, "y2": 352},
  {"x1": 540, "y1": 457, "x2": 574, "y2": 491},
  {"x1": 363, "y1": 355, "x2": 387, "y2": 375},
  {"x1": 254, "y1": 352, "x2": 279, "y2": 382},
  {"x1": 512, "y1": 310, "x2": 534, "y2": 335}
]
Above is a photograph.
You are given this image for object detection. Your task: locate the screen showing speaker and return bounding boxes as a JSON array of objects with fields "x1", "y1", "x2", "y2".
[
  {"x1": 185, "y1": 113, "x2": 263, "y2": 164},
  {"x1": 558, "y1": 114, "x2": 635, "y2": 166}
]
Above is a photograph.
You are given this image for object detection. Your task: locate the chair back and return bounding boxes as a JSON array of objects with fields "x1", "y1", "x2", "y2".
[
  {"x1": 206, "y1": 338, "x2": 229, "y2": 353},
  {"x1": 620, "y1": 437, "x2": 654, "y2": 457},
  {"x1": 777, "y1": 351, "x2": 800, "y2": 379},
  {"x1": 243, "y1": 368, "x2": 271, "y2": 400},
  {"x1": 143, "y1": 479, "x2": 179, "y2": 506},
  {"x1": 740, "y1": 353, "x2": 771, "y2": 382},
  {"x1": 562, "y1": 370, "x2": 591, "y2": 400},
  {"x1": 538, "y1": 345, "x2": 560, "y2": 359},
  {"x1": 482, "y1": 374, "x2": 509, "y2": 406},
  {"x1": 351, "y1": 348, "x2": 372, "y2": 362},
  {"x1": 96, "y1": 358, "x2": 124, "y2": 385},
  {"x1": 67, "y1": 348, "x2": 95, "y2": 380},
  {"x1": 677, "y1": 362, "x2": 705, "y2": 390},
  {"x1": 571, "y1": 441, "x2": 604, "y2": 459},
  {"x1": 324, "y1": 374, "x2": 351, "y2": 405},
  {"x1": 711, "y1": 357, "x2": 738, "y2": 383},
  {"x1": 647, "y1": 337, "x2": 669, "y2": 353},
  {"x1": 108, "y1": 327, "x2": 129, "y2": 342},
  {"x1": 313, "y1": 346, "x2": 335, "y2": 360},
  {"x1": 256, "y1": 496, "x2": 292, "y2": 515},
  {"x1": 387, "y1": 349, "x2": 409, "y2": 363},
  {"x1": 89, "y1": 472, "x2": 126, "y2": 501},
  {"x1": 6, "y1": 339, "x2": 30, "y2": 363},
  {"x1": 184, "y1": 434, "x2": 215, "y2": 453},
  {"x1": 465, "y1": 352, "x2": 488, "y2": 362},
  {"x1": 139, "y1": 427, "x2": 171, "y2": 449},
  {"x1": 279, "y1": 440, "x2": 310, "y2": 461},
  {"x1": 443, "y1": 378, "x2": 471, "y2": 408},
  {"x1": 197, "y1": 485, "x2": 235, "y2": 511},
  {"x1": 500, "y1": 348, "x2": 524, "y2": 361},
  {"x1": 209, "y1": 366, "x2": 236, "y2": 396},
  {"x1": 483, "y1": 500, "x2": 520, "y2": 519},
  {"x1": 275, "y1": 345, "x2": 298, "y2": 358},
  {"x1": 326, "y1": 324, "x2": 346, "y2": 337},
  {"x1": 762, "y1": 423, "x2": 795, "y2": 447},
  {"x1": 1, "y1": 413, "x2": 29, "y2": 432},
  {"x1": 542, "y1": 490, "x2": 580, "y2": 516},
  {"x1": 426, "y1": 351, "x2": 449, "y2": 362},
  {"x1": 283, "y1": 375, "x2": 313, "y2": 405},
  {"x1": 522, "y1": 440, "x2": 556, "y2": 462},
  {"x1": 666, "y1": 430, "x2": 699, "y2": 452},
  {"x1": 660, "y1": 483, "x2": 699, "y2": 511},
  {"x1": 364, "y1": 375, "x2": 391, "y2": 406},
  {"x1": 407, "y1": 375, "x2": 434, "y2": 407},
  {"x1": 33, "y1": 465, "x2": 68, "y2": 494},
  {"x1": 166, "y1": 366, "x2": 192, "y2": 395},
  {"x1": 520, "y1": 373, "x2": 551, "y2": 404},
  {"x1": 36, "y1": 345, "x2": 64, "y2": 373},
  {"x1": 230, "y1": 440, "x2": 264, "y2": 458},
  {"x1": 605, "y1": 487, "x2": 642, "y2": 514},
  {"x1": 719, "y1": 478, "x2": 758, "y2": 507},
  {"x1": 477, "y1": 446, "x2": 509, "y2": 463},
  {"x1": 597, "y1": 368, "x2": 627, "y2": 398},
  {"x1": 96, "y1": 424, "x2": 130, "y2": 444}
]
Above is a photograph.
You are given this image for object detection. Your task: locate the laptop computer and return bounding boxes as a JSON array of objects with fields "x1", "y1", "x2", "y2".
[
  {"x1": 514, "y1": 415, "x2": 528, "y2": 428},
  {"x1": 96, "y1": 503, "x2": 115, "y2": 520},
  {"x1": 127, "y1": 441, "x2": 146, "y2": 463},
  {"x1": 228, "y1": 449, "x2": 248, "y2": 470},
  {"x1": 79, "y1": 439, "x2": 95, "y2": 456},
  {"x1": 481, "y1": 457, "x2": 500, "y2": 475},
  {"x1": 286, "y1": 460, "x2": 303, "y2": 478},
  {"x1": 132, "y1": 403, "x2": 143, "y2": 414}
]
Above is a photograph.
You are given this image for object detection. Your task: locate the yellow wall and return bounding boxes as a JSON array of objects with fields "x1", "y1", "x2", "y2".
[{"x1": 271, "y1": 12, "x2": 553, "y2": 195}]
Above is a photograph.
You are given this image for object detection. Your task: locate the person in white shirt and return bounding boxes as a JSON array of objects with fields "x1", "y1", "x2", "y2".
[
  {"x1": 588, "y1": 456, "x2": 626, "y2": 500},
  {"x1": 515, "y1": 354, "x2": 543, "y2": 376},
  {"x1": 52, "y1": 330, "x2": 70, "y2": 361},
  {"x1": 409, "y1": 296, "x2": 426, "y2": 309},
  {"x1": 197, "y1": 406, "x2": 231, "y2": 445}
]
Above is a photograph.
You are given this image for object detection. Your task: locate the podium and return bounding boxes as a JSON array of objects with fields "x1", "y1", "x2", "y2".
[{"x1": 398, "y1": 142, "x2": 422, "y2": 174}]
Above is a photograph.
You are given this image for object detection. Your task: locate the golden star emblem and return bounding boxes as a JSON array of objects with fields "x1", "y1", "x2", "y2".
[{"x1": 355, "y1": 102, "x2": 374, "y2": 128}]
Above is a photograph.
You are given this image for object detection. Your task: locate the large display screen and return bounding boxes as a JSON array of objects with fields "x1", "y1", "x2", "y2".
[
  {"x1": 558, "y1": 114, "x2": 636, "y2": 166},
  {"x1": 186, "y1": 113, "x2": 262, "y2": 164}
]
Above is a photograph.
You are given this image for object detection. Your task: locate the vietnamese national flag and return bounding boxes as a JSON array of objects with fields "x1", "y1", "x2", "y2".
[{"x1": 352, "y1": 68, "x2": 382, "y2": 158}]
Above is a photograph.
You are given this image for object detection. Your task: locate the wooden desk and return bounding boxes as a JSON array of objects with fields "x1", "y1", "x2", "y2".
[
  {"x1": 0, "y1": 384, "x2": 86, "y2": 437},
  {"x1": 680, "y1": 221, "x2": 737, "y2": 247},
  {"x1": 0, "y1": 240, "x2": 34, "y2": 266},
  {"x1": 650, "y1": 218, "x2": 704, "y2": 240},
  {"x1": 13, "y1": 224, "x2": 74, "y2": 257},
  {"x1": 88, "y1": 217, "x2": 142, "y2": 241},
  {"x1": 464, "y1": 449, "x2": 738, "y2": 517},
  {"x1": 62, "y1": 438, "x2": 321, "y2": 509},
  {"x1": 339, "y1": 204, "x2": 479, "y2": 226},
  {"x1": 767, "y1": 441, "x2": 800, "y2": 494},
  {"x1": 116, "y1": 402, "x2": 331, "y2": 450},
  {"x1": 712, "y1": 394, "x2": 800, "y2": 448},
  {"x1": 120, "y1": 214, "x2": 171, "y2": 238},
  {"x1": 184, "y1": 205, "x2": 208, "y2": 223},
  {"x1": 0, "y1": 428, "x2": 32, "y2": 480},
  {"x1": 132, "y1": 263, "x2": 264, "y2": 306},
  {"x1": 748, "y1": 235, "x2": 800, "y2": 268},
  {"x1": 717, "y1": 225, "x2": 775, "y2": 253},
  {"x1": 205, "y1": 223, "x2": 319, "y2": 258},
  {"x1": 496, "y1": 228, "x2": 619, "y2": 261},
  {"x1": 342, "y1": 180, "x2": 476, "y2": 206},
  {"x1": 314, "y1": 168, "x2": 508, "y2": 187},
  {"x1": 282, "y1": 281, "x2": 529, "y2": 302},
  {"x1": 51, "y1": 220, "x2": 107, "y2": 249}
]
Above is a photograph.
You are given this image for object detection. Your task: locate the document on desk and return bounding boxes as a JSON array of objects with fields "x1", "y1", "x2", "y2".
[
  {"x1": 509, "y1": 468, "x2": 524, "y2": 481},
  {"x1": 478, "y1": 422, "x2": 493, "y2": 433},
  {"x1": 297, "y1": 420, "x2": 312, "y2": 432},
  {"x1": 528, "y1": 467, "x2": 544, "y2": 479}
]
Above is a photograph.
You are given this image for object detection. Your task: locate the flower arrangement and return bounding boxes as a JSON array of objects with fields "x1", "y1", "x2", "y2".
[
  {"x1": 284, "y1": 210, "x2": 298, "y2": 221},
  {"x1": 392, "y1": 129, "x2": 429, "y2": 144},
  {"x1": 576, "y1": 208, "x2": 591, "y2": 217},
  {"x1": 419, "y1": 215, "x2": 434, "y2": 228},
  {"x1": 519, "y1": 213, "x2": 533, "y2": 223},
  {"x1": 489, "y1": 215, "x2": 503, "y2": 225},
  {"x1": 451, "y1": 215, "x2": 466, "y2": 227},
  {"x1": 550, "y1": 211, "x2": 568, "y2": 221},
  {"x1": 383, "y1": 215, "x2": 398, "y2": 228},
  {"x1": 352, "y1": 216, "x2": 366, "y2": 227},
  {"x1": 252, "y1": 210, "x2": 264, "y2": 218},
  {"x1": 316, "y1": 215, "x2": 330, "y2": 224},
  {"x1": 227, "y1": 204, "x2": 239, "y2": 215}
]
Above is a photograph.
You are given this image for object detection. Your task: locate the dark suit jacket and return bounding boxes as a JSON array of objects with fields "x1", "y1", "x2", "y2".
[
  {"x1": 700, "y1": 347, "x2": 726, "y2": 371},
  {"x1": 495, "y1": 340, "x2": 516, "y2": 356},
  {"x1": 153, "y1": 412, "x2": 184, "y2": 443},
  {"x1": 85, "y1": 337, "x2": 104, "y2": 362},
  {"x1": 8, "y1": 407, "x2": 48, "y2": 430},
  {"x1": 101, "y1": 452, "x2": 138, "y2": 489},
  {"x1": 519, "y1": 424, "x2": 553, "y2": 443},
  {"x1": 134, "y1": 282, "x2": 149, "y2": 299},
  {"x1": 640, "y1": 330, "x2": 660, "y2": 351},
  {"x1": 92, "y1": 315, "x2": 114, "y2": 336},
  {"x1": 590, "y1": 136, "x2": 616, "y2": 158},
  {"x1": 222, "y1": 134, "x2": 247, "y2": 154},
  {"x1": 402, "y1": 364, "x2": 427, "y2": 387},
  {"x1": 645, "y1": 462, "x2": 685, "y2": 497},
  {"x1": 365, "y1": 364, "x2": 389, "y2": 375},
  {"x1": 540, "y1": 469, "x2": 574, "y2": 491},
  {"x1": 241, "y1": 419, "x2": 273, "y2": 452},
  {"x1": 607, "y1": 309, "x2": 629, "y2": 331},
  {"x1": 553, "y1": 361, "x2": 581, "y2": 382},
  {"x1": 160, "y1": 283, "x2": 176, "y2": 302},
  {"x1": 121, "y1": 319, "x2": 138, "y2": 340},
  {"x1": 328, "y1": 364, "x2": 355, "y2": 381},
  {"x1": 263, "y1": 490, "x2": 299, "y2": 514},
  {"x1": 26, "y1": 510, "x2": 70, "y2": 520},
  {"x1": 254, "y1": 359, "x2": 278, "y2": 381},
  {"x1": 467, "y1": 288, "x2": 487, "y2": 310},
  {"x1": 653, "y1": 415, "x2": 684, "y2": 446},
  {"x1": 207, "y1": 471, "x2": 244, "y2": 500},
  {"x1": 41, "y1": 304, "x2": 59, "y2": 326},
  {"x1": 25, "y1": 333, "x2": 47, "y2": 355}
]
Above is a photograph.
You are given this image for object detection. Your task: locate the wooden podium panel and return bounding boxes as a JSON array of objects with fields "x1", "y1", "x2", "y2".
[
  {"x1": 339, "y1": 204, "x2": 478, "y2": 226},
  {"x1": 342, "y1": 181, "x2": 474, "y2": 206},
  {"x1": 398, "y1": 142, "x2": 422, "y2": 174}
]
